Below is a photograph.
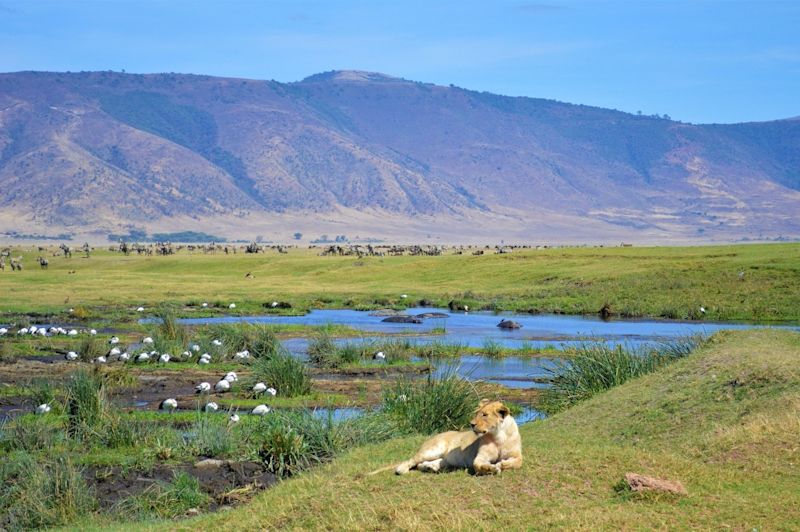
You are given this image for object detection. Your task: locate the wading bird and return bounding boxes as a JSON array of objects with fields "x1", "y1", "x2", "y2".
[
  {"x1": 251, "y1": 404, "x2": 270, "y2": 415},
  {"x1": 160, "y1": 398, "x2": 178, "y2": 412}
]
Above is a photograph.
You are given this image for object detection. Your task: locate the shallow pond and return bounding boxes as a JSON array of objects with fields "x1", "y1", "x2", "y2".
[{"x1": 167, "y1": 308, "x2": 800, "y2": 389}]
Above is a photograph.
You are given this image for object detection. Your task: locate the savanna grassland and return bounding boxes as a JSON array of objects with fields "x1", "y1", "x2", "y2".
[
  {"x1": 0, "y1": 242, "x2": 798, "y2": 530},
  {"x1": 1, "y1": 243, "x2": 799, "y2": 321}
]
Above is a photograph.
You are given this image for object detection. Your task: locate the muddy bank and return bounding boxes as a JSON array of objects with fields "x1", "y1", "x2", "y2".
[{"x1": 86, "y1": 460, "x2": 277, "y2": 512}]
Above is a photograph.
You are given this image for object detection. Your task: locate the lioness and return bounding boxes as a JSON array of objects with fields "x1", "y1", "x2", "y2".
[{"x1": 371, "y1": 399, "x2": 522, "y2": 476}]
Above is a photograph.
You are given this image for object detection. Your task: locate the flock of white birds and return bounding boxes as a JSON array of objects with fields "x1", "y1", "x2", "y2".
[{"x1": 9, "y1": 316, "x2": 282, "y2": 419}]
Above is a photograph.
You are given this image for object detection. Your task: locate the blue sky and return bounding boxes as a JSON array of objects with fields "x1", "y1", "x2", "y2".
[{"x1": 0, "y1": 0, "x2": 798, "y2": 124}]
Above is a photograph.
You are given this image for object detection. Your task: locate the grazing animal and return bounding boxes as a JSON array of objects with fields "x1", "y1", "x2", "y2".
[
  {"x1": 37, "y1": 256, "x2": 49, "y2": 269},
  {"x1": 370, "y1": 400, "x2": 522, "y2": 476}
]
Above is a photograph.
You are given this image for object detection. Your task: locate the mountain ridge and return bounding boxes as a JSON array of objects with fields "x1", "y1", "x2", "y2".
[{"x1": 0, "y1": 69, "x2": 798, "y2": 243}]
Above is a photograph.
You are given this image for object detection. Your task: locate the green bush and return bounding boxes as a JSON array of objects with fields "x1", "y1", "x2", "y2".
[
  {"x1": 65, "y1": 370, "x2": 106, "y2": 438},
  {"x1": 307, "y1": 332, "x2": 337, "y2": 366}
]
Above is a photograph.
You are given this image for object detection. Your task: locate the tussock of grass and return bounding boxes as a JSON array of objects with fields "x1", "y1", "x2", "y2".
[
  {"x1": 382, "y1": 372, "x2": 481, "y2": 435},
  {"x1": 250, "y1": 351, "x2": 311, "y2": 397}
]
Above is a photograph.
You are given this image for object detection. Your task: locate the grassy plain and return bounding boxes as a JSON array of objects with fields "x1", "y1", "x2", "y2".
[
  {"x1": 0, "y1": 243, "x2": 798, "y2": 321},
  {"x1": 143, "y1": 328, "x2": 798, "y2": 531}
]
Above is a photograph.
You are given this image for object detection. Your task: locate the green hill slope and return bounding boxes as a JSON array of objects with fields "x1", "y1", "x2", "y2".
[{"x1": 132, "y1": 329, "x2": 799, "y2": 530}]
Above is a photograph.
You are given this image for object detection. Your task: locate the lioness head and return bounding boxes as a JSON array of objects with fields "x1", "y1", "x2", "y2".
[{"x1": 470, "y1": 399, "x2": 510, "y2": 435}]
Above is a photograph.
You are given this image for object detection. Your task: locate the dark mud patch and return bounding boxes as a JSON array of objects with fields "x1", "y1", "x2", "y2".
[{"x1": 86, "y1": 460, "x2": 277, "y2": 511}]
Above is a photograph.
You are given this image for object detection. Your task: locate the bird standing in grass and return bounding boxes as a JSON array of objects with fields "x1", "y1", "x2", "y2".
[
  {"x1": 253, "y1": 382, "x2": 267, "y2": 394},
  {"x1": 65, "y1": 351, "x2": 78, "y2": 361},
  {"x1": 205, "y1": 402, "x2": 219, "y2": 412},
  {"x1": 251, "y1": 404, "x2": 270, "y2": 415},
  {"x1": 195, "y1": 382, "x2": 211, "y2": 393},
  {"x1": 229, "y1": 413, "x2": 240, "y2": 424},
  {"x1": 160, "y1": 398, "x2": 178, "y2": 412},
  {"x1": 215, "y1": 379, "x2": 231, "y2": 393},
  {"x1": 35, "y1": 404, "x2": 51, "y2": 415}
]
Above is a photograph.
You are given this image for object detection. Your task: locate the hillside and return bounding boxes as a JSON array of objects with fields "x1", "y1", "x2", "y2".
[
  {"x1": 151, "y1": 329, "x2": 798, "y2": 530},
  {"x1": 1, "y1": 70, "x2": 799, "y2": 243}
]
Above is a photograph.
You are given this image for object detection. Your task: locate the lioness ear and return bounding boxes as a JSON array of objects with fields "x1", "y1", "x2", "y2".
[
  {"x1": 479, "y1": 399, "x2": 491, "y2": 407},
  {"x1": 497, "y1": 405, "x2": 510, "y2": 418}
]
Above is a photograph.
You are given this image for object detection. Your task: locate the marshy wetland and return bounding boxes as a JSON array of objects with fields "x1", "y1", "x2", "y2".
[{"x1": 0, "y1": 242, "x2": 799, "y2": 529}]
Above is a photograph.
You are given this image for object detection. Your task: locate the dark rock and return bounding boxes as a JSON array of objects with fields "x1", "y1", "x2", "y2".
[
  {"x1": 415, "y1": 312, "x2": 450, "y2": 319},
  {"x1": 497, "y1": 319, "x2": 522, "y2": 329},
  {"x1": 382, "y1": 316, "x2": 423, "y2": 324}
]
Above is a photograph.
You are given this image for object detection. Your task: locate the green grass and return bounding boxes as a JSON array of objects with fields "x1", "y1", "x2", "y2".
[
  {"x1": 539, "y1": 335, "x2": 708, "y2": 413},
  {"x1": 1, "y1": 244, "x2": 798, "y2": 321},
  {"x1": 132, "y1": 328, "x2": 800, "y2": 530}
]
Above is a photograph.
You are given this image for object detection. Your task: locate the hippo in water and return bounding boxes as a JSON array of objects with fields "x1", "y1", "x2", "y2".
[{"x1": 497, "y1": 319, "x2": 522, "y2": 330}]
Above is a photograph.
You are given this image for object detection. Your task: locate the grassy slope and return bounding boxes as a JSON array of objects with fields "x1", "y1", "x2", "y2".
[
  {"x1": 2, "y1": 243, "x2": 799, "y2": 320},
  {"x1": 112, "y1": 329, "x2": 800, "y2": 530}
]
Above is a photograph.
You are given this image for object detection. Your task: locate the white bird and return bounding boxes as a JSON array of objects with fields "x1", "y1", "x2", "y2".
[
  {"x1": 229, "y1": 413, "x2": 240, "y2": 424},
  {"x1": 30, "y1": 326, "x2": 38, "y2": 334},
  {"x1": 136, "y1": 353, "x2": 150, "y2": 363},
  {"x1": 266, "y1": 387, "x2": 277, "y2": 397},
  {"x1": 109, "y1": 347, "x2": 121, "y2": 356},
  {"x1": 201, "y1": 302, "x2": 208, "y2": 308},
  {"x1": 65, "y1": 351, "x2": 79, "y2": 361},
  {"x1": 37, "y1": 328, "x2": 47, "y2": 336},
  {"x1": 224, "y1": 371, "x2": 238, "y2": 383},
  {"x1": 214, "y1": 379, "x2": 231, "y2": 393},
  {"x1": 17, "y1": 328, "x2": 29, "y2": 335},
  {"x1": 204, "y1": 402, "x2": 219, "y2": 412},
  {"x1": 374, "y1": 351, "x2": 386, "y2": 360},
  {"x1": 57, "y1": 327, "x2": 67, "y2": 335},
  {"x1": 233, "y1": 351, "x2": 250, "y2": 361},
  {"x1": 109, "y1": 336, "x2": 120, "y2": 345},
  {"x1": 68, "y1": 329, "x2": 78, "y2": 336},
  {"x1": 142, "y1": 337, "x2": 154, "y2": 345},
  {"x1": 89, "y1": 329, "x2": 97, "y2": 335},
  {"x1": 464, "y1": 305, "x2": 469, "y2": 312},
  {"x1": 35, "y1": 404, "x2": 51, "y2": 415},
  {"x1": 149, "y1": 350, "x2": 158, "y2": 356},
  {"x1": 119, "y1": 352, "x2": 130, "y2": 362},
  {"x1": 270, "y1": 301, "x2": 278, "y2": 308},
  {"x1": 253, "y1": 382, "x2": 267, "y2": 394},
  {"x1": 198, "y1": 357, "x2": 211, "y2": 365},
  {"x1": 251, "y1": 404, "x2": 270, "y2": 415},
  {"x1": 160, "y1": 398, "x2": 178, "y2": 411},
  {"x1": 182, "y1": 351, "x2": 192, "y2": 358},
  {"x1": 49, "y1": 327, "x2": 59, "y2": 334},
  {"x1": 195, "y1": 382, "x2": 212, "y2": 393},
  {"x1": 137, "y1": 307, "x2": 145, "y2": 312},
  {"x1": 400, "y1": 294, "x2": 408, "y2": 299},
  {"x1": 191, "y1": 344, "x2": 201, "y2": 352},
  {"x1": 158, "y1": 353, "x2": 171, "y2": 363},
  {"x1": 94, "y1": 356, "x2": 107, "y2": 364},
  {"x1": 200, "y1": 353, "x2": 211, "y2": 360},
  {"x1": 700, "y1": 306, "x2": 706, "y2": 314},
  {"x1": 228, "y1": 303, "x2": 236, "y2": 309},
  {"x1": 212, "y1": 339, "x2": 222, "y2": 347},
  {"x1": 0, "y1": 327, "x2": 7, "y2": 335}
]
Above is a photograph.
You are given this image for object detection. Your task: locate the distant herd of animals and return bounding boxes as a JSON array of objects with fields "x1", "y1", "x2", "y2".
[{"x1": 0, "y1": 240, "x2": 624, "y2": 273}]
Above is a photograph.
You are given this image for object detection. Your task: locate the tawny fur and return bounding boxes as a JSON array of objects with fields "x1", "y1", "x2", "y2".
[{"x1": 368, "y1": 399, "x2": 522, "y2": 476}]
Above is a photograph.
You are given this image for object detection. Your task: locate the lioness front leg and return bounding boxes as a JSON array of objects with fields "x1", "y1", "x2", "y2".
[
  {"x1": 497, "y1": 456, "x2": 522, "y2": 471},
  {"x1": 473, "y1": 459, "x2": 501, "y2": 475}
]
